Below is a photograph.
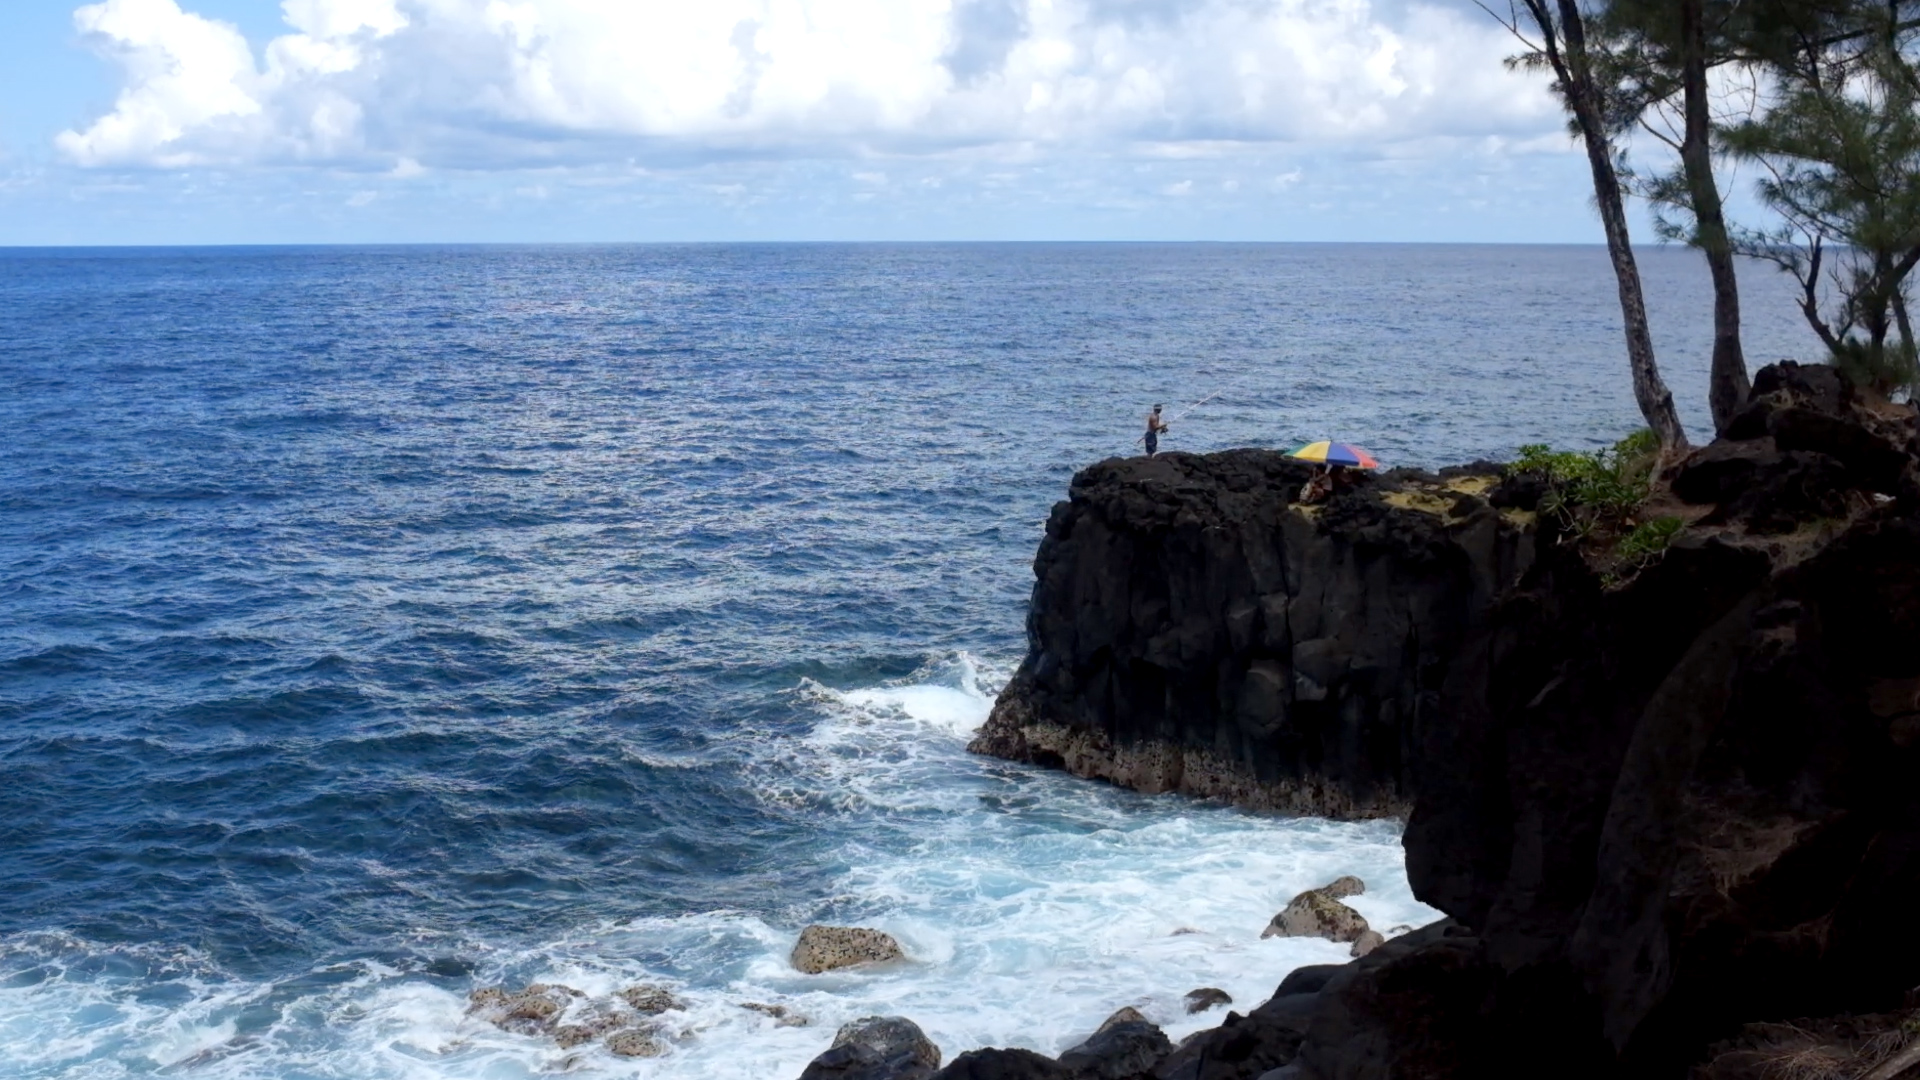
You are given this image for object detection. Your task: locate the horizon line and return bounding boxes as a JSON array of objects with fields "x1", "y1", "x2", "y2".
[{"x1": 0, "y1": 238, "x2": 1665, "y2": 251}]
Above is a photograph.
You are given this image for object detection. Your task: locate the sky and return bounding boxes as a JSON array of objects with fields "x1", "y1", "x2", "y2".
[{"x1": 0, "y1": 0, "x2": 1668, "y2": 244}]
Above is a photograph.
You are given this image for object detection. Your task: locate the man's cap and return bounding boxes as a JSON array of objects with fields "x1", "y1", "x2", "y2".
[{"x1": 1153, "y1": 403, "x2": 1163, "y2": 410}]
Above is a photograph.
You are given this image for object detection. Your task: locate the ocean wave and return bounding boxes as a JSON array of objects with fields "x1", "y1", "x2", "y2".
[{"x1": 0, "y1": 654, "x2": 1440, "y2": 1079}]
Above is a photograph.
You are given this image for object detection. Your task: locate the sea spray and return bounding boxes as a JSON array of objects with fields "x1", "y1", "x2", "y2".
[{"x1": 0, "y1": 656, "x2": 1437, "y2": 1080}]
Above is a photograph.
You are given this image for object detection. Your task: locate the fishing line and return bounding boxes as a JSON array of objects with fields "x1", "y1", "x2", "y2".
[{"x1": 1136, "y1": 369, "x2": 1265, "y2": 446}]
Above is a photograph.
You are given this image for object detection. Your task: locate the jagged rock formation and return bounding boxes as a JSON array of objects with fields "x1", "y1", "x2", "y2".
[
  {"x1": 1367, "y1": 362, "x2": 1920, "y2": 1077},
  {"x1": 970, "y1": 451, "x2": 1536, "y2": 818},
  {"x1": 964, "y1": 362, "x2": 1920, "y2": 1078}
]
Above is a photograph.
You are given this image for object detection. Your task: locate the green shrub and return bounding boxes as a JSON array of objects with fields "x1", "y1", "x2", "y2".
[
  {"x1": 1513, "y1": 429, "x2": 1660, "y2": 539},
  {"x1": 1618, "y1": 516, "x2": 1683, "y2": 563}
]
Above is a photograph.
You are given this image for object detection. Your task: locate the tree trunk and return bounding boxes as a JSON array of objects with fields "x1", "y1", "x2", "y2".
[
  {"x1": 1680, "y1": 0, "x2": 1750, "y2": 434},
  {"x1": 1553, "y1": 0, "x2": 1690, "y2": 451}
]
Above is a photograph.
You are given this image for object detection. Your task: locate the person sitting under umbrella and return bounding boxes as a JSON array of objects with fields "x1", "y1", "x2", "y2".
[{"x1": 1289, "y1": 441, "x2": 1379, "y2": 504}]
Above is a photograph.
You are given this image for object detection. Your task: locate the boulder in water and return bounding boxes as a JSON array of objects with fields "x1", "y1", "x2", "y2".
[
  {"x1": 605, "y1": 1027, "x2": 666, "y2": 1058},
  {"x1": 792, "y1": 925, "x2": 905, "y2": 974},
  {"x1": 1317, "y1": 875, "x2": 1365, "y2": 899},
  {"x1": 619, "y1": 985, "x2": 683, "y2": 1014},
  {"x1": 1261, "y1": 887, "x2": 1370, "y2": 943},
  {"x1": 553, "y1": 1002, "x2": 628, "y2": 1048},
  {"x1": 465, "y1": 983, "x2": 581, "y2": 1036},
  {"x1": 1349, "y1": 930, "x2": 1386, "y2": 958},
  {"x1": 1183, "y1": 988, "x2": 1233, "y2": 1014}
]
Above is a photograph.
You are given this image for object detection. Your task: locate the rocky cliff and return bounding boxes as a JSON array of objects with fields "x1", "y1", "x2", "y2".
[
  {"x1": 966, "y1": 362, "x2": 1920, "y2": 1078},
  {"x1": 970, "y1": 450, "x2": 1537, "y2": 818}
]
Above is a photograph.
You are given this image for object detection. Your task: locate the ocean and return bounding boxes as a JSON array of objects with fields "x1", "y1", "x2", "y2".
[{"x1": 0, "y1": 243, "x2": 1822, "y2": 1078}]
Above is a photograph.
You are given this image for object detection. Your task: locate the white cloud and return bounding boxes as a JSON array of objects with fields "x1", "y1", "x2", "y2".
[
  {"x1": 58, "y1": 0, "x2": 1559, "y2": 170},
  {"x1": 57, "y1": 0, "x2": 263, "y2": 167},
  {"x1": 59, "y1": 0, "x2": 409, "y2": 166}
]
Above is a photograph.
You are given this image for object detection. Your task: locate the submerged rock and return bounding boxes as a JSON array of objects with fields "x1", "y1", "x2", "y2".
[
  {"x1": 792, "y1": 925, "x2": 905, "y2": 974},
  {"x1": 552, "y1": 1002, "x2": 628, "y2": 1049},
  {"x1": 742, "y1": 1001, "x2": 811, "y2": 1027},
  {"x1": 605, "y1": 1027, "x2": 665, "y2": 1058},
  {"x1": 618, "y1": 985, "x2": 683, "y2": 1014},
  {"x1": 465, "y1": 984, "x2": 581, "y2": 1036},
  {"x1": 799, "y1": 1016, "x2": 941, "y2": 1080},
  {"x1": 1184, "y1": 988, "x2": 1232, "y2": 1014}
]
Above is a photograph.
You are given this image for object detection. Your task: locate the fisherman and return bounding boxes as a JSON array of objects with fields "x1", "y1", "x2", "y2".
[{"x1": 1144, "y1": 404, "x2": 1170, "y2": 457}]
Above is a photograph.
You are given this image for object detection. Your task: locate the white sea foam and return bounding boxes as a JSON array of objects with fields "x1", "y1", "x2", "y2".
[{"x1": 0, "y1": 654, "x2": 1440, "y2": 1080}]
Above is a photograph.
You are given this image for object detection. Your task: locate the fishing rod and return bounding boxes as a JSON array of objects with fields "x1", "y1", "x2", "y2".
[
  {"x1": 1167, "y1": 386, "x2": 1232, "y2": 425},
  {"x1": 1134, "y1": 373, "x2": 1260, "y2": 445}
]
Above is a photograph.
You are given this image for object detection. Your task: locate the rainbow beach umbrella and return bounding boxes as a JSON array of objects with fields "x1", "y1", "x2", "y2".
[{"x1": 1288, "y1": 441, "x2": 1380, "y2": 469}]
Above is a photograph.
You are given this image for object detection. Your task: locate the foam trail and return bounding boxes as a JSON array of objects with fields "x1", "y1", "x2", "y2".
[{"x1": 0, "y1": 654, "x2": 1439, "y2": 1080}]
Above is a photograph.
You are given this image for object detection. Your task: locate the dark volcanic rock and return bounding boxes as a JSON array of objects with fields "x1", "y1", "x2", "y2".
[
  {"x1": 932, "y1": 1048, "x2": 1071, "y2": 1079},
  {"x1": 978, "y1": 362, "x2": 1920, "y2": 1078},
  {"x1": 1185, "y1": 988, "x2": 1234, "y2": 1014},
  {"x1": 1155, "y1": 994, "x2": 1320, "y2": 1080},
  {"x1": 1056, "y1": 1007, "x2": 1173, "y2": 1077},
  {"x1": 1384, "y1": 365, "x2": 1920, "y2": 1076},
  {"x1": 802, "y1": 1017, "x2": 942, "y2": 1080},
  {"x1": 1274, "y1": 965, "x2": 1346, "y2": 998},
  {"x1": 970, "y1": 451, "x2": 1533, "y2": 817}
]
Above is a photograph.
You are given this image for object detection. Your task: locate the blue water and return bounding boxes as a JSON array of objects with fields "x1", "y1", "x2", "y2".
[{"x1": 0, "y1": 244, "x2": 1822, "y2": 1078}]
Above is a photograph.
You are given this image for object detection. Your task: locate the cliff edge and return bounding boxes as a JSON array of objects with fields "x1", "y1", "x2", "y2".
[
  {"x1": 970, "y1": 444, "x2": 1537, "y2": 818},
  {"x1": 968, "y1": 362, "x2": 1920, "y2": 1078}
]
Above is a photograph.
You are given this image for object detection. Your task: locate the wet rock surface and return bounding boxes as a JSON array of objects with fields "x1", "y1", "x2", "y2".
[
  {"x1": 605, "y1": 1028, "x2": 666, "y2": 1058},
  {"x1": 743, "y1": 1001, "x2": 812, "y2": 1026},
  {"x1": 1261, "y1": 885, "x2": 1370, "y2": 944},
  {"x1": 801, "y1": 1016, "x2": 943, "y2": 1080},
  {"x1": 1185, "y1": 988, "x2": 1233, "y2": 1014},
  {"x1": 792, "y1": 925, "x2": 906, "y2": 974},
  {"x1": 468, "y1": 982, "x2": 675, "y2": 1060},
  {"x1": 1056, "y1": 1007, "x2": 1172, "y2": 1078},
  {"x1": 466, "y1": 983, "x2": 582, "y2": 1036},
  {"x1": 618, "y1": 985, "x2": 683, "y2": 1014}
]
